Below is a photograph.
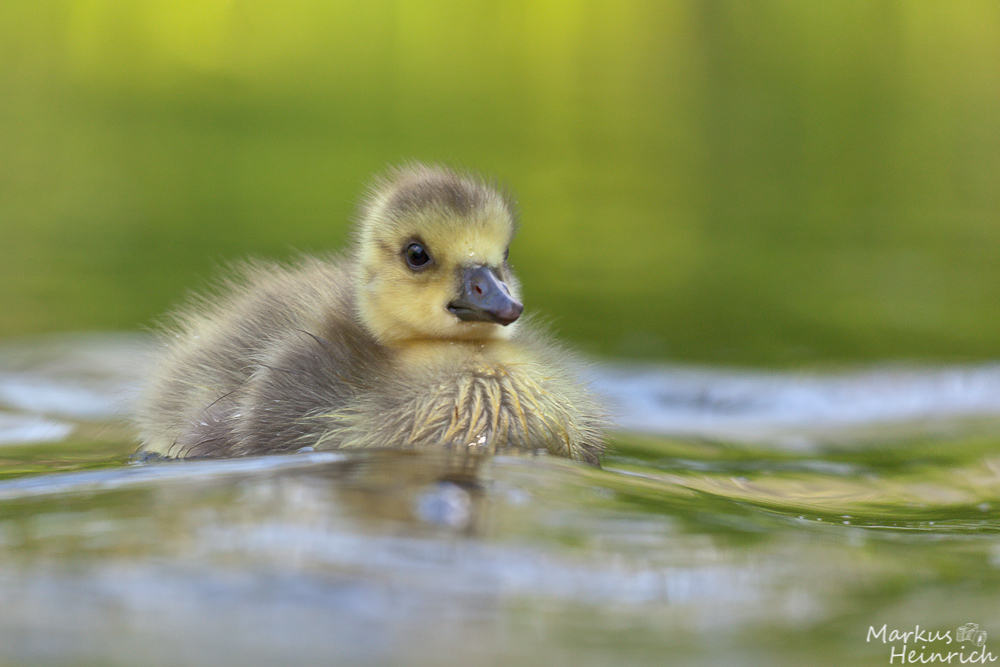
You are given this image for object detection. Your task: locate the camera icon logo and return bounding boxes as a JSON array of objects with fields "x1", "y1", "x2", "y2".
[{"x1": 957, "y1": 623, "x2": 987, "y2": 647}]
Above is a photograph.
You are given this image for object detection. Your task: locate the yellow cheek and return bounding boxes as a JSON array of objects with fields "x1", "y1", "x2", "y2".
[
  {"x1": 367, "y1": 271, "x2": 456, "y2": 338},
  {"x1": 401, "y1": 281, "x2": 450, "y2": 324}
]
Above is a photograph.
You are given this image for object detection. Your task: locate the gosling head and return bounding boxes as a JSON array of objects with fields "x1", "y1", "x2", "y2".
[{"x1": 354, "y1": 164, "x2": 524, "y2": 346}]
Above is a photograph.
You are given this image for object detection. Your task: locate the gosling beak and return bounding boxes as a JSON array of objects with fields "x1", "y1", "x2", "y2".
[{"x1": 448, "y1": 265, "x2": 523, "y2": 326}]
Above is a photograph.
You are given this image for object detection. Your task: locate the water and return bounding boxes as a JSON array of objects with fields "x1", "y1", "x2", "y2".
[{"x1": 0, "y1": 334, "x2": 998, "y2": 666}]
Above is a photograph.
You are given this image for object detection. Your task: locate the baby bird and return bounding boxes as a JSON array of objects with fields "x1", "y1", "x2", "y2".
[{"x1": 136, "y1": 165, "x2": 605, "y2": 464}]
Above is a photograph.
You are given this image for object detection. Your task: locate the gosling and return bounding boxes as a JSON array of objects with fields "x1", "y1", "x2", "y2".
[{"x1": 136, "y1": 164, "x2": 606, "y2": 464}]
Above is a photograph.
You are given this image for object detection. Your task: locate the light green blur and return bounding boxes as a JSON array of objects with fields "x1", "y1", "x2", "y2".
[{"x1": 1, "y1": 1, "x2": 998, "y2": 365}]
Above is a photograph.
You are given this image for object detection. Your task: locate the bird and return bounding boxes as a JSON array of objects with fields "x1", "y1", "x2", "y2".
[{"x1": 135, "y1": 164, "x2": 606, "y2": 464}]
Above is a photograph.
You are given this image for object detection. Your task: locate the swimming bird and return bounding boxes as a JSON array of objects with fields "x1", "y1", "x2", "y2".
[{"x1": 136, "y1": 164, "x2": 606, "y2": 464}]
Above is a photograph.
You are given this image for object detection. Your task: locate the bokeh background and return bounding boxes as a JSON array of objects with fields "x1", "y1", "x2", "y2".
[{"x1": 3, "y1": 0, "x2": 998, "y2": 365}]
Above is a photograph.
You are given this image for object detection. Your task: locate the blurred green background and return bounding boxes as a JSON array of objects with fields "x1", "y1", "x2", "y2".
[{"x1": 2, "y1": 0, "x2": 998, "y2": 365}]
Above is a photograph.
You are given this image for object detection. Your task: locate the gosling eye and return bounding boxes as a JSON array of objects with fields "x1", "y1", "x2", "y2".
[
  {"x1": 504, "y1": 247, "x2": 509, "y2": 262},
  {"x1": 404, "y1": 242, "x2": 432, "y2": 270}
]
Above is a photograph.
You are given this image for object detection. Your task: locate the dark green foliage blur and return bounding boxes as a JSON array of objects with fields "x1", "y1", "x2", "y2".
[{"x1": 2, "y1": 1, "x2": 998, "y2": 365}]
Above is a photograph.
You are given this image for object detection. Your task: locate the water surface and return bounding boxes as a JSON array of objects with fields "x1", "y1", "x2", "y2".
[{"x1": 0, "y1": 334, "x2": 998, "y2": 666}]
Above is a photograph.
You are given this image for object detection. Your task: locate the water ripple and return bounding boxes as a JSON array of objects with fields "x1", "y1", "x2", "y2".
[{"x1": 3, "y1": 333, "x2": 1000, "y2": 448}]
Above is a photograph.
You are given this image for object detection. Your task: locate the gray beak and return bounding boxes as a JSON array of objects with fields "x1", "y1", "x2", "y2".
[{"x1": 448, "y1": 266, "x2": 523, "y2": 326}]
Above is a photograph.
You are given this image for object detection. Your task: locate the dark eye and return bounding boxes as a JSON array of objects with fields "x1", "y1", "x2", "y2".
[
  {"x1": 504, "y1": 247, "x2": 509, "y2": 262},
  {"x1": 404, "y1": 242, "x2": 431, "y2": 269}
]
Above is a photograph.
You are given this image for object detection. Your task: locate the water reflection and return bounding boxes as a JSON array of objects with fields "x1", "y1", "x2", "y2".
[{"x1": 0, "y1": 451, "x2": 918, "y2": 666}]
